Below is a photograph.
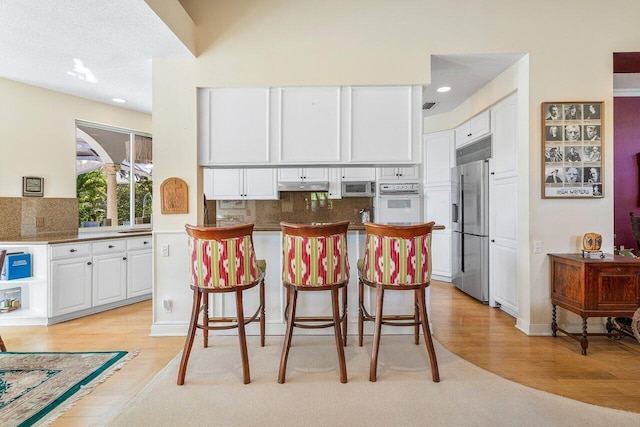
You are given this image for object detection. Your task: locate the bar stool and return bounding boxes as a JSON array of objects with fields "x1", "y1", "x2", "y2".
[
  {"x1": 177, "y1": 223, "x2": 266, "y2": 385},
  {"x1": 278, "y1": 221, "x2": 350, "y2": 383},
  {"x1": 357, "y1": 222, "x2": 440, "y2": 382}
]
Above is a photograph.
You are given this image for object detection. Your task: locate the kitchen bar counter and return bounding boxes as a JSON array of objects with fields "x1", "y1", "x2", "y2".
[{"x1": 227, "y1": 222, "x2": 444, "y2": 232}]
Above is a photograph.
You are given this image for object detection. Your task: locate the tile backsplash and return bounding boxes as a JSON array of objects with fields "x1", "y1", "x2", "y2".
[
  {"x1": 209, "y1": 192, "x2": 374, "y2": 226},
  {"x1": 0, "y1": 197, "x2": 78, "y2": 239}
]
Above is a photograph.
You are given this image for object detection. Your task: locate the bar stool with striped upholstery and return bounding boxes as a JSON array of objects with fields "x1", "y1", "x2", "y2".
[
  {"x1": 357, "y1": 221, "x2": 440, "y2": 382},
  {"x1": 278, "y1": 221, "x2": 350, "y2": 383},
  {"x1": 177, "y1": 223, "x2": 266, "y2": 385}
]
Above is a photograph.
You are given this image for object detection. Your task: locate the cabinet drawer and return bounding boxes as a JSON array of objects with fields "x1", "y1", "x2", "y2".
[
  {"x1": 51, "y1": 242, "x2": 92, "y2": 260},
  {"x1": 127, "y1": 237, "x2": 152, "y2": 250},
  {"x1": 92, "y1": 240, "x2": 126, "y2": 255}
]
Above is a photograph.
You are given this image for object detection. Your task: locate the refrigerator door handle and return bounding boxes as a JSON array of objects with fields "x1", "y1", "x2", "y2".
[
  {"x1": 461, "y1": 233, "x2": 465, "y2": 273},
  {"x1": 452, "y1": 204, "x2": 459, "y2": 223}
]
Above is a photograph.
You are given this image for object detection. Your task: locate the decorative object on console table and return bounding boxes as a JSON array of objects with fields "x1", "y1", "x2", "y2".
[
  {"x1": 160, "y1": 177, "x2": 188, "y2": 214},
  {"x1": 548, "y1": 253, "x2": 640, "y2": 355},
  {"x1": 581, "y1": 232, "x2": 604, "y2": 258},
  {"x1": 541, "y1": 101, "x2": 603, "y2": 199},
  {"x1": 22, "y1": 176, "x2": 44, "y2": 197}
]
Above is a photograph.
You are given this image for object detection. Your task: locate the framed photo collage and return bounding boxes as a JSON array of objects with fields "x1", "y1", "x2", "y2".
[{"x1": 542, "y1": 102, "x2": 603, "y2": 199}]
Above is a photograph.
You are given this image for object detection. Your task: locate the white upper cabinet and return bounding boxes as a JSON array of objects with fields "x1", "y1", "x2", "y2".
[
  {"x1": 377, "y1": 166, "x2": 420, "y2": 181},
  {"x1": 348, "y1": 86, "x2": 422, "y2": 164},
  {"x1": 341, "y1": 167, "x2": 376, "y2": 181},
  {"x1": 424, "y1": 130, "x2": 454, "y2": 187},
  {"x1": 204, "y1": 168, "x2": 278, "y2": 200},
  {"x1": 198, "y1": 85, "x2": 421, "y2": 166},
  {"x1": 278, "y1": 167, "x2": 329, "y2": 182},
  {"x1": 277, "y1": 87, "x2": 341, "y2": 163},
  {"x1": 198, "y1": 88, "x2": 271, "y2": 165},
  {"x1": 455, "y1": 110, "x2": 491, "y2": 148}
]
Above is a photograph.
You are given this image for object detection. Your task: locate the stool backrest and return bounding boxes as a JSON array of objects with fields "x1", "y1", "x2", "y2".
[
  {"x1": 186, "y1": 223, "x2": 261, "y2": 288},
  {"x1": 362, "y1": 222, "x2": 435, "y2": 286},
  {"x1": 281, "y1": 221, "x2": 350, "y2": 287}
]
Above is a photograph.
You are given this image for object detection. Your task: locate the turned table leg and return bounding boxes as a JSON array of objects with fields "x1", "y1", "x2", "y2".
[
  {"x1": 551, "y1": 304, "x2": 558, "y2": 337},
  {"x1": 581, "y1": 317, "x2": 589, "y2": 355}
]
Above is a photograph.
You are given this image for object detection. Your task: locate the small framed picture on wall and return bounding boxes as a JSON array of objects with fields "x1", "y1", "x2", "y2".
[
  {"x1": 22, "y1": 176, "x2": 44, "y2": 197},
  {"x1": 542, "y1": 102, "x2": 604, "y2": 199}
]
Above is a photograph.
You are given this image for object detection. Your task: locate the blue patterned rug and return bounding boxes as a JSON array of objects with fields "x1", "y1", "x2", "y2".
[{"x1": 0, "y1": 351, "x2": 131, "y2": 427}]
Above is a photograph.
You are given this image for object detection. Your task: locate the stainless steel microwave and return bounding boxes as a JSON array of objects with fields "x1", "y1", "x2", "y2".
[{"x1": 341, "y1": 181, "x2": 375, "y2": 197}]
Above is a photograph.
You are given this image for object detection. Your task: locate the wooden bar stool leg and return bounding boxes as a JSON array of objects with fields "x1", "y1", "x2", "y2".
[
  {"x1": 260, "y1": 279, "x2": 266, "y2": 347},
  {"x1": 414, "y1": 291, "x2": 420, "y2": 345},
  {"x1": 0, "y1": 335, "x2": 6, "y2": 352},
  {"x1": 177, "y1": 288, "x2": 202, "y2": 385},
  {"x1": 417, "y1": 286, "x2": 440, "y2": 382},
  {"x1": 341, "y1": 285, "x2": 348, "y2": 347},
  {"x1": 358, "y1": 279, "x2": 364, "y2": 347},
  {"x1": 332, "y1": 288, "x2": 348, "y2": 383},
  {"x1": 278, "y1": 286, "x2": 298, "y2": 384},
  {"x1": 235, "y1": 289, "x2": 250, "y2": 384},
  {"x1": 203, "y1": 293, "x2": 209, "y2": 348},
  {"x1": 370, "y1": 285, "x2": 385, "y2": 382}
]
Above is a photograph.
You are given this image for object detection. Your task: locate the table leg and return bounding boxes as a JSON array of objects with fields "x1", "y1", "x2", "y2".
[
  {"x1": 551, "y1": 304, "x2": 558, "y2": 337},
  {"x1": 605, "y1": 316, "x2": 614, "y2": 334},
  {"x1": 581, "y1": 317, "x2": 588, "y2": 356}
]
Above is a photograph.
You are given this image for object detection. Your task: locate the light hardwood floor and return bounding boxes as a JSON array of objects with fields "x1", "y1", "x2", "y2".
[{"x1": 2, "y1": 280, "x2": 639, "y2": 426}]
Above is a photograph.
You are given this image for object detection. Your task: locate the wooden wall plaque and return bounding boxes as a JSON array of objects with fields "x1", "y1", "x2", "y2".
[{"x1": 160, "y1": 177, "x2": 188, "y2": 214}]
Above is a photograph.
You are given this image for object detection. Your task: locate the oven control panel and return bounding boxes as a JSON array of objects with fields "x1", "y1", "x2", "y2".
[{"x1": 379, "y1": 182, "x2": 420, "y2": 194}]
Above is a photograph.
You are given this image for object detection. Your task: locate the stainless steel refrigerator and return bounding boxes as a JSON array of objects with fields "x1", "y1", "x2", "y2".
[{"x1": 451, "y1": 155, "x2": 490, "y2": 304}]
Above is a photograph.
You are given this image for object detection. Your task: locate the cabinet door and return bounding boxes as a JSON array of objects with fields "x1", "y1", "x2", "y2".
[
  {"x1": 397, "y1": 166, "x2": 420, "y2": 180},
  {"x1": 424, "y1": 131, "x2": 454, "y2": 187},
  {"x1": 492, "y1": 95, "x2": 517, "y2": 177},
  {"x1": 328, "y1": 168, "x2": 342, "y2": 199},
  {"x1": 377, "y1": 167, "x2": 400, "y2": 181},
  {"x1": 342, "y1": 167, "x2": 376, "y2": 181},
  {"x1": 469, "y1": 110, "x2": 491, "y2": 140},
  {"x1": 244, "y1": 168, "x2": 278, "y2": 199},
  {"x1": 350, "y1": 86, "x2": 420, "y2": 163},
  {"x1": 454, "y1": 122, "x2": 471, "y2": 148},
  {"x1": 278, "y1": 168, "x2": 303, "y2": 182},
  {"x1": 51, "y1": 258, "x2": 92, "y2": 317},
  {"x1": 279, "y1": 87, "x2": 341, "y2": 163},
  {"x1": 92, "y1": 253, "x2": 127, "y2": 306},
  {"x1": 210, "y1": 169, "x2": 244, "y2": 199},
  {"x1": 127, "y1": 249, "x2": 152, "y2": 298},
  {"x1": 303, "y1": 167, "x2": 329, "y2": 181},
  {"x1": 199, "y1": 88, "x2": 271, "y2": 165}
]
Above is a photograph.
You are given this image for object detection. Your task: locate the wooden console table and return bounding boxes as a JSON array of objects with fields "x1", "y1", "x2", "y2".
[{"x1": 549, "y1": 253, "x2": 640, "y2": 355}]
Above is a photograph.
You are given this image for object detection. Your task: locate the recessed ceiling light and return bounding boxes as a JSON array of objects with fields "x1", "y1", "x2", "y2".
[
  {"x1": 112, "y1": 98, "x2": 127, "y2": 103},
  {"x1": 437, "y1": 86, "x2": 451, "y2": 93}
]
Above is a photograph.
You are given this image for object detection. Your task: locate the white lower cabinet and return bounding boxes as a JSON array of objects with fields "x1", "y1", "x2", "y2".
[
  {"x1": 51, "y1": 255, "x2": 93, "y2": 317},
  {"x1": 127, "y1": 238, "x2": 153, "y2": 298},
  {"x1": 49, "y1": 236, "x2": 152, "y2": 323}
]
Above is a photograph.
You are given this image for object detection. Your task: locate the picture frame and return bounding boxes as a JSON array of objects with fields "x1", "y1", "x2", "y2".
[
  {"x1": 541, "y1": 102, "x2": 603, "y2": 199},
  {"x1": 22, "y1": 176, "x2": 44, "y2": 197}
]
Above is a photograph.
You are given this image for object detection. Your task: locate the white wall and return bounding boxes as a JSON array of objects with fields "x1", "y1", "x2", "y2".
[
  {"x1": 150, "y1": 0, "x2": 640, "y2": 335},
  {"x1": 0, "y1": 78, "x2": 151, "y2": 198}
]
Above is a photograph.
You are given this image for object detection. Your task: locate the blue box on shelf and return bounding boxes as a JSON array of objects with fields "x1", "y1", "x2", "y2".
[{"x1": 5, "y1": 253, "x2": 31, "y2": 280}]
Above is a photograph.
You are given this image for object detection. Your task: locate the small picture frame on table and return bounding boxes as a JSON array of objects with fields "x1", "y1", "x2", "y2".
[
  {"x1": 22, "y1": 176, "x2": 44, "y2": 197},
  {"x1": 542, "y1": 102, "x2": 603, "y2": 199}
]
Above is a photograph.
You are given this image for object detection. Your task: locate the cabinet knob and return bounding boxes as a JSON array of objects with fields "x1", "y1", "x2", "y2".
[
  {"x1": 70, "y1": 249, "x2": 77, "y2": 252},
  {"x1": 87, "y1": 261, "x2": 92, "y2": 265},
  {"x1": 143, "y1": 241, "x2": 149, "y2": 245},
  {"x1": 108, "y1": 244, "x2": 115, "y2": 248},
  {"x1": 491, "y1": 239, "x2": 495, "y2": 243},
  {"x1": 616, "y1": 267, "x2": 621, "y2": 272},
  {"x1": 123, "y1": 257, "x2": 127, "y2": 261}
]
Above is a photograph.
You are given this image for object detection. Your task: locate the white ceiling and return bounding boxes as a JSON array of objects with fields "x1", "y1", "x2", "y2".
[
  {"x1": 0, "y1": 0, "x2": 193, "y2": 114},
  {"x1": 1, "y1": 3, "x2": 634, "y2": 118}
]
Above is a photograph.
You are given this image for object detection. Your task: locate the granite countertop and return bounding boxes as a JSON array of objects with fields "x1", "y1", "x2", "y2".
[
  {"x1": 0, "y1": 229, "x2": 152, "y2": 245},
  {"x1": 225, "y1": 222, "x2": 444, "y2": 232}
]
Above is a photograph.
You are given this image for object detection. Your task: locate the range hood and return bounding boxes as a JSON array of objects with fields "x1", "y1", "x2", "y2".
[{"x1": 278, "y1": 181, "x2": 329, "y2": 192}]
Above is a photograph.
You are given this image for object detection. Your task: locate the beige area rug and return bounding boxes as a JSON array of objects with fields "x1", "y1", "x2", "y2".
[{"x1": 109, "y1": 336, "x2": 640, "y2": 427}]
